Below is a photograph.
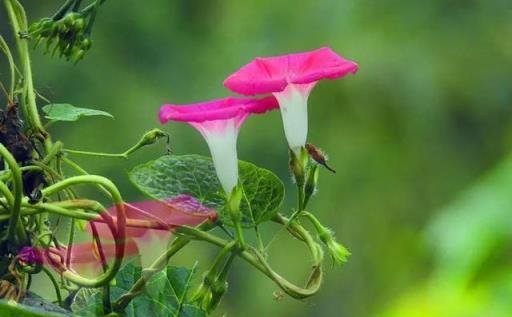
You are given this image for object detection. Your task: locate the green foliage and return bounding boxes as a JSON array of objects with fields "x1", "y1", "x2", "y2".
[
  {"x1": 382, "y1": 156, "x2": 512, "y2": 317},
  {"x1": 73, "y1": 258, "x2": 205, "y2": 317},
  {"x1": 427, "y1": 155, "x2": 512, "y2": 284},
  {"x1": 129, "y1": 155, "x2": 284, "y2": 227},
  {"x1": 42, "y1": 104, "x2": 113, "y2": 122},
  {"x1": 0, "y1": 301, "x2": 67, "y2": 317}
]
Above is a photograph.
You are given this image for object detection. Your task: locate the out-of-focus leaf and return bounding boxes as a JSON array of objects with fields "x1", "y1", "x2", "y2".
[
  {"x1": 0, "y1": 300, "x2": 69, "y2": 317},
  {"x1": 426, "y1": 156, "x2": 512, "y2": 285},
  {"x1": 42, "y1": 104, "x2": 113, "y2": 122},
  {"x1": 129, "y1": 154, "x2": 284, "y2": 227},
  {"x1": 73, "y1": 258, "x2": 205, "y2": 317}
]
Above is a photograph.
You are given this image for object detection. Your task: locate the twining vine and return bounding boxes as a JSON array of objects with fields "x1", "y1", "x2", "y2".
[{"x1": 0, "y1": 1, "x2": 353, "y2": 316}]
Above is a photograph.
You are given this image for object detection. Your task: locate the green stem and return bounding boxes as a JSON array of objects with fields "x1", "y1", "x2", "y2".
[
  {"x1": 0, "y1": 35, "x2": 15, "y2": 97},
  {"x1": 254, "y1": 225, "x2": 265, "y2": 255},
  {"x1": 42, "y1": 141, "x2": 62, "y2": 165},
  {"x1": 80, "y1": 0, "x2": 106, "y2": 15},
  {"x1": 0, "y1": 143, "x2": 26, "y2": 245},
  {"x1": 300, "y1": 211, "x2": 324, "y2": 233},
  {"x1": 241, "y1": 187, "x2": 264, "y2": 254},
  {"x1": 0, "y1": 165, "x2": 43, "y2": 182},
  {"x1": 0, "y1": 180, "x2": 14, "y2": 207},
  {"x1": 62, "y1": 149, "x2": 128, "y2": 159},
  {"x1": 71, "y1": 0, "x2": 83, "y2": 11},
  {"x1": 61, "y1": 157, "x2": 112, "y2": 198},
  {"x1": 40, "y1": 175, "x2": 126, "y2": 288},
  {"x1": 297, "y1": 182, "x2": 305, "y2": 212},
  {"x1": 63, "y1": 128, "x2": 168, "y2": 159},
  {"x1": 41, "y1": 266, "x2": 63, "y2": 306},
  {"x1": 52, "y1": 0, "x2": 75, "y2": 20},
  {"x1": 176, "y1": 222, "x2": 323, "y2": 299},
  {"x1": 233, "y1": 219, "x2": 245, "y2": 249},
  {"x1": 4, "y1": 0, "x2": 51, "y2": 151},
  {"x1": 204, "y1": 241, "x2": 236, "y2": 281}
]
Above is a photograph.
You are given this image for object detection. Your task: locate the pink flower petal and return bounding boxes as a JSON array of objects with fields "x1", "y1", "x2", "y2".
[
  {"x1": 88, "y1": 195, "x2": 217, "y2": 240},
  {"x1": 224, "y1": 47, "x2": 358, "y2": 95},
  {"x1": 159, "y1": 96, "x2": 278, "y2": 124},
  {"x1": 24, "y1": 240, "x2": 140, "y2": 274},
  {"x1": 67, "y1": 240, "x2": 139, "y2": 264}
]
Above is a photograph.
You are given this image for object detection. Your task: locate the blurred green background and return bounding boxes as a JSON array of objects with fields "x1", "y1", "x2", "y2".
[{"x1": 2, "y1": 0, "x2": 512, "y2": 316}]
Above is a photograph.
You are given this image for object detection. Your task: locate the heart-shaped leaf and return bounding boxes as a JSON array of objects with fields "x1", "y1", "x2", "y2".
[
  {"x1": 73, "y1": 258, "x2": 205, "y2": 317},
  {"x1": 129, "y1": 155, "x2": 284, "y2": 227},
  {"x1": 42, "y1": 104, "x2": 113, "y2": 122}
]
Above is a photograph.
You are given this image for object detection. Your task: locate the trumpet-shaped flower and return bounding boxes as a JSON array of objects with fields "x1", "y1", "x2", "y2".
[
  {"x1": 18, "y1": 196, "x2": 216, "y2": 274},
  {"x1": 224, "y1": 47, "x2": 358, "y2": 152},
  {"x1": 18, "y1": 241, "x2": 140, "y2": 275},
  {"x1": 159, "y1": 96, "x2": 278, "y2": 194},
  {"x1": 89, "y1": 195, "x2": 217, "y2": 267},
  {"x1": 89, "y1": 195, "x2": 217, "y2": 240}
]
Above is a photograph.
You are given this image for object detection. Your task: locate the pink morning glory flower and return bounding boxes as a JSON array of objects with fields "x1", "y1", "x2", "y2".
[
  {"x1": 89, "y1": 195, "x2": 217, "y2": 240},
  {"x1": 159, "y1": 96, "x2": 278, "y2": 194},
  {"x1": 223, "y1": 47, "x2": 358, "y2": 153},
  {"x1": 18, "y1": 241, "x2": 140, "y2": 275}
]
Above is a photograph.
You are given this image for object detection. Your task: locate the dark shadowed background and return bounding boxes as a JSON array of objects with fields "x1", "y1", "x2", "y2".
[{"x1": 2, "y1": 1, "x2": 512, "y2": 316}]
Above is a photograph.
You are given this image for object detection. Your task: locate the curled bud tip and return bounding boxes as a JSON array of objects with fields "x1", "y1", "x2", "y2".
[
  {"x1": 327, "y1": 239, "x2": 351, "y2": 264},
  {"x1": 306, "y1": 143, "x2": 336, "y2": 173}
]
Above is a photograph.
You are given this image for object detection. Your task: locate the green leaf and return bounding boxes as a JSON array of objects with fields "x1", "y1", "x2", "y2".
[
  {"x1": 74, "y1": 258, "x2": 205, "y2": 317},
  {"x1": 69, "y1": 289, "x2": 99, "y2": 315},
  {"x1": 0, "y1": 300, "x2": 69, "y2": 317},
  {"x1": 42, "y1": 104, "x2": 113, "y2": 122},
  {"x1": 129, "y1": 154, "x2": 285, "y2": 227}
]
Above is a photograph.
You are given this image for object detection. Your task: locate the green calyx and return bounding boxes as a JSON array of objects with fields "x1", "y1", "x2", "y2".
[{"x1": 289, "y1": 147, "x2": 309, "y2": 186}]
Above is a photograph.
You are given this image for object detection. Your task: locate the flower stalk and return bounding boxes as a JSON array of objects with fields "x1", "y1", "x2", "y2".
[
  {"x1": 227, "y1": 185, "x2": 245, "y2": 249},
  {"x1": 302, "y1": 211, "x2": 350, "y2": 264}
]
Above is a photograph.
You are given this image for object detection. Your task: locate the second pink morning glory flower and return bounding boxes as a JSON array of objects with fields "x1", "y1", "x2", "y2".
[
  {"x1": 159, "y1": 96, "x2": 278, "y2": 195},
  {"x1": 224, "y1": 47, "x2": 358, "y2": 153}
]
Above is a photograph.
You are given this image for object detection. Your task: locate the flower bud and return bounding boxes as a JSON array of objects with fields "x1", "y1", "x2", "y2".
[
  {"x1": 63, "y1": 12, "x2": 80, "y2": 27},
  {"x1": 80, "y1": 38, "x2": 92, "y2": 51},
  {"x1": 304, "y1": 164, "x2": 319, "y2": 207},
  {"x1": 72, "y1": 49, "x2": 86, "y2": 63},
  {"x1": 73, "y1": 18, "x2": 86, "y2": 31},
  {"x1": 305, "y1": 143, "x2": 336, "y2": 173},
  {"x1": 319, "y1": 230, "x2": 350, "y2": 265},
  {"x1": 208, "y1": 279, "x2": 228, "y2": 312},
  {"x1": 139, "y1": 129, "x2": 167, "y2": 147},
  {"x1": 192, "y1": 274, "x2": 214, "y2": 311},
  {"x1": 17, "y1": 247, "x2": 43, "y2": 266},
  {"x1": 57, "y1": 21, "x2": 68, "y2": 33}
]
